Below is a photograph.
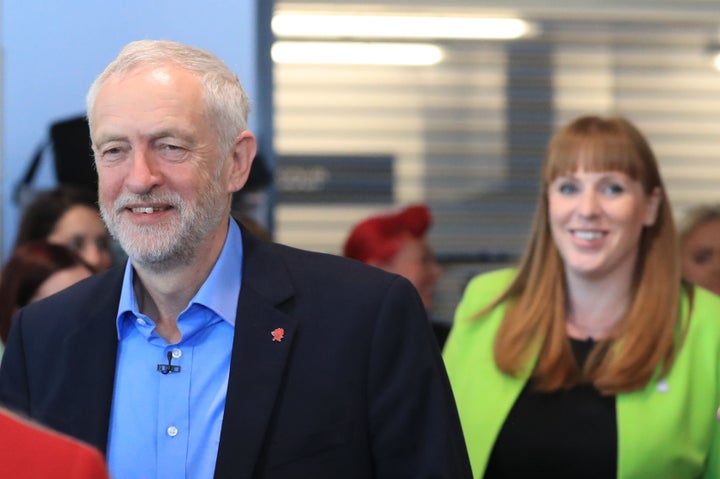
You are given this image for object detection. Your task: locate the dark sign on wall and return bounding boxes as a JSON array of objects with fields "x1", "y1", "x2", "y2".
[{"x1": 277, "y1": 154, "x2": 394, "y2": 204}]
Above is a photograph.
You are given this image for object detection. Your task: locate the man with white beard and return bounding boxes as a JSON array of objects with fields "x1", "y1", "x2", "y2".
[{"x1": 0, "y1": 40, "x2": 471, "y2": 479}]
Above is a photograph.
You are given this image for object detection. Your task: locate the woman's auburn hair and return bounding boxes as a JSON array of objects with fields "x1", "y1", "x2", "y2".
[{"x1": 484, "y1": 115, "x2": 688, "y2": 394}]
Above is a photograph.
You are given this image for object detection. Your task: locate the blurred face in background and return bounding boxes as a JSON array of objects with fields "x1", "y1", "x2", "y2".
[
  {"x1": 47, "y1": 205, "x2": 112, "y2": 271},
  {"x1": 681, "y1": 219, "x2": 720, "y2": 295},
  {"x1": 379, "y1": 235, "x2": 442, "y2": 311},
  {"x1": 30, "y1": 264, "x2": 93, "y2": 302}
]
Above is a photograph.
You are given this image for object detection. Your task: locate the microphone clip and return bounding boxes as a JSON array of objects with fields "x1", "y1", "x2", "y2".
[{"x1": 157, "y1": 351, "x2": 181, "y2": 374}]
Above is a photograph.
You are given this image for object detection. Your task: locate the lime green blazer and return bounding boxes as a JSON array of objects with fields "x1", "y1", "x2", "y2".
[{"x1": 443, "y1": 268, "x2": 720, "y2": 479}]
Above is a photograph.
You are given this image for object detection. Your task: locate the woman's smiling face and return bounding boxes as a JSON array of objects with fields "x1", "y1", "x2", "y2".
[{"x1": 548, "y1": 168, "x2": 660, "y2": 282}]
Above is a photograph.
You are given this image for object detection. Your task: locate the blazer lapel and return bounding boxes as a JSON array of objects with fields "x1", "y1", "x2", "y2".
[
  {"x1": 59, "y1": 267, "x2": 123, "y2": 452},
  {"x1": 214, "y1": 233, "x2": 297, "y2": 479}
]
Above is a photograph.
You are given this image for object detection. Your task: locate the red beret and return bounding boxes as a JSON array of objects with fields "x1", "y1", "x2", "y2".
[{"x1": 343, "y1": 204, "x2": 432, "y2": 263}]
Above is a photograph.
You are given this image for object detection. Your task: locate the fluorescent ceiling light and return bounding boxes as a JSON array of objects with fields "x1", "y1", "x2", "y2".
[
  {"x1": 272, "y1": 41, "x2": 444, "y2": 66},
  {"x1": 272, "y1": 14, "x2": 532, "y2": 40}
]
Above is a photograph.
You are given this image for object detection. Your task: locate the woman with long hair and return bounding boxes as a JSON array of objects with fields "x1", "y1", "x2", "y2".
[{"x1": 443, "y1": 115, "x2": 720, "y2": 478}]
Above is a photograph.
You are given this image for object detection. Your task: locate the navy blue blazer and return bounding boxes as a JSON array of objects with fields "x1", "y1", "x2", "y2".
[{"x1": 0, "y1": 228, "x2": 471, "y2": 478}]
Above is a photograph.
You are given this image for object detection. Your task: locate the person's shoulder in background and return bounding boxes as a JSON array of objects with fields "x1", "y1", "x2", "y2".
[{"x1": 0, "y1": 408, "x2": 109, "y2": 479}]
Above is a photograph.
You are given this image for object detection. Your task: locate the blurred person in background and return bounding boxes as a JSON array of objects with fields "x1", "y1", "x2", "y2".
[
  {"x1": 343, "y1": 204, "x2": 448, "y2": 347},
  {"x1": 678, "y1": 203, "x2": 720, "y2": 296},
  {"x1": 15, "y1": 186, "x2": 114, "y2": 271},
  {"x1": 0, "y1": 241, "x2": 93, "y2": 359},
  {"x1": 443, "y1": 115, "x2": 720, "y2": 478}
]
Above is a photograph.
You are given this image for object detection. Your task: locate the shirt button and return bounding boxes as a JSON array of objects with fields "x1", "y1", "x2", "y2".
[
  {"x1": 136, "y1": 318, "x2": 147, "y2": 326},
  {"x1": 172, "y1": 348, "x2": 182, "y2": 359},
  {"x1": 167, "y1": 426, "x2": 178, "y2": 437}
]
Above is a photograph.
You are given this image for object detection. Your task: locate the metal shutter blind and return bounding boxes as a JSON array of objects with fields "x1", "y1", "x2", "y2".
[{"x1": 273, "y1": 3, "x2": 720, "y2": 323}]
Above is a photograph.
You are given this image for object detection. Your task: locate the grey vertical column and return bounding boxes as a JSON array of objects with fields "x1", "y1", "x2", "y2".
[
  {"x1": 0, "y1": 45, "x2": 4, "y2": 254},
  {"x1": 255, "y1": 0, "x2": 276, "y2": 235},
  {"x1": 503, "y1": 39, "x2": 554, "y2": 233}
]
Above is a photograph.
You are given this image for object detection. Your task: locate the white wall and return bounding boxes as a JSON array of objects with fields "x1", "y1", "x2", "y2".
[{"x1": 1, "y1": 0, "x2": 262, "y2": 258}]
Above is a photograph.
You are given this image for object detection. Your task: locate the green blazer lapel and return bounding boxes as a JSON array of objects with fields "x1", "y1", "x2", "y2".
[
  {"x1": 616, "y1": 287, "x2": 720, "y2": 479},
  {"x1": 461, "y1": 306, "x2": 532, "y2": 477}
]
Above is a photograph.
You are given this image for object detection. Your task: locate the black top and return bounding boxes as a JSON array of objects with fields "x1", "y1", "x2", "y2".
[{"x1": 484, "y1": 338, "x2": 617, "y2": 478}]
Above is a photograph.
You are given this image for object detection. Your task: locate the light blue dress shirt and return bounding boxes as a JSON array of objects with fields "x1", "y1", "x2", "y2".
[{"x1": 107, "y1": 219, "x2": 243, "y2": 479}]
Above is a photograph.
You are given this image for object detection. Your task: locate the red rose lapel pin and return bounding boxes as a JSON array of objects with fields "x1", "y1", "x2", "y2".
[{"x1": 271, "y1": 327, "x2": 285, "y2": 342}]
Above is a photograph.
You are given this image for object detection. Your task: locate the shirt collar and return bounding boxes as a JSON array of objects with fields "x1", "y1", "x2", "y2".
[{"x1": 115, "y1": 218, "x2": 244, "y2": 339}]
